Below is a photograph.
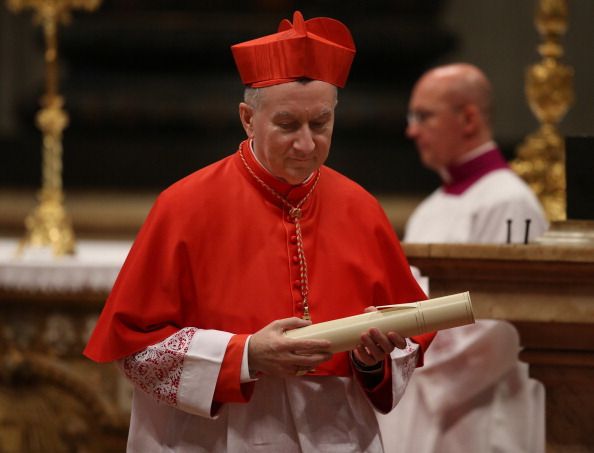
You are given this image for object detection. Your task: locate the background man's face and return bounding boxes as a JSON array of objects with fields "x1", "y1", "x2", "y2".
[
  {"x1": 246, "y1": 81, "x2": 336, "y2": 184},
  {"x1": 406, "y1": 77, "x2": 465, "y2": 172}
]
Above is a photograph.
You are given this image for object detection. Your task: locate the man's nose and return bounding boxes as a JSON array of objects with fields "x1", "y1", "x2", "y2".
[
  {"x1": 294, "y1": 127, "x2": 315, "y2": 153},
  {"x1": 405, "y1": 122, "x2": 419, "y2": 139}
]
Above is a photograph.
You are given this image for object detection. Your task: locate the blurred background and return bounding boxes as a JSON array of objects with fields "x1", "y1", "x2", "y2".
[
  {"x1": 1, "y1": 3, "x2": 593, "y2": 451},
  {"x1": 1, "y1": 0, "x2": 593, "y2": 237}
]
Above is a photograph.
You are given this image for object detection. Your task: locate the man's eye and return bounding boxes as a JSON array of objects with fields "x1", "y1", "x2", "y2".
[{"x1": 407, "y1": 110, "x2": 434, "y2": 125}]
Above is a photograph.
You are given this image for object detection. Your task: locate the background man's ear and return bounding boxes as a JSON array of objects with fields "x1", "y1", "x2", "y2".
[
  {"x1": 461, "y1": 104, "x2": 480, "y2": 136},
  {"x1": 239, "y1": 102, "x2": 255, "y2": 138}
]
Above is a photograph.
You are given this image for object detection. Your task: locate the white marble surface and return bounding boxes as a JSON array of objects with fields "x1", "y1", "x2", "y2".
[{"x1": 0, "y1": 238, "x2": 132, "y2": 293}]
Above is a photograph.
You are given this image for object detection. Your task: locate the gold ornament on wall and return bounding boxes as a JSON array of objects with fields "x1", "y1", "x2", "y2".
[
  {"x1": 511, "y1": 0, "x2": 574, "y2": 222},
  {"x1": 7, "y1": 0, "x2": 101, "y2": 256}
]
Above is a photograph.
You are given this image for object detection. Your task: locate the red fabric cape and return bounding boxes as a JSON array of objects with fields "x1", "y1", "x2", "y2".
[{"x1": 84, "y1": 140, "x2": 434, "y2": 404}]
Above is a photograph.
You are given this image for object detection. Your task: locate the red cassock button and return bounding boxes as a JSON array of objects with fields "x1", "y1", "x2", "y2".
[
  {"x1": 290, "y1": 235, "x2": 298, "y2": 243},
  {"x1": 293, "y1": 279, "x2": 301, "y2": 288},
  {"x1": 295, "y1": 301, "x2": 303, "y2": 309},
  {"x1": 292, "y1": 255, "x2": 299, "y2": 263}
]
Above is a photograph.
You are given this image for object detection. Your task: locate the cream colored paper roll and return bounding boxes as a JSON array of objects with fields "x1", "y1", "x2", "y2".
[{"x1": 285, "y1": 292, "x2": 474, "y2": 353}]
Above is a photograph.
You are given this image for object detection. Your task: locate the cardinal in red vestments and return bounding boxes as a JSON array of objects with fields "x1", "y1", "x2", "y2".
[{"x1": 84, "y1": 11, "x2": 434, "y2": 453}]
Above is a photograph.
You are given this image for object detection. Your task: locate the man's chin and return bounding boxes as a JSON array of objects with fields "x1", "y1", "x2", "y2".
[
  {"x1": 285, "y1": 169, "x2": 314, "y2": 185},
  {"x1": 420, "y1": 155, "x2": 438, "y2": 172}
]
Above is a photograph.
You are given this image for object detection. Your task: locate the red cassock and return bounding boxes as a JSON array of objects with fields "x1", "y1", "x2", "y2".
[{"x1": 84, "y1": 139, "x2": 434, "y2": 406}]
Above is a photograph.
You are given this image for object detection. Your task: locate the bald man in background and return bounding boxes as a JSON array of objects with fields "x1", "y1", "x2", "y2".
[
  {"x1": 377, "y1": 64, "x2": 546, "y2": 452},
  {"x1": 404, "y1": 63, "x2": 547, "y2": 243}
]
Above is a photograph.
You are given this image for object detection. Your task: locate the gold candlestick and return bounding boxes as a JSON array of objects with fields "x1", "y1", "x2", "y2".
[
  {"x1": 8, "y1": 0, "x2": 101, "y2": 256},
  {"x1": 511, "y1": 0, "x2": 574, "y2": 222}
]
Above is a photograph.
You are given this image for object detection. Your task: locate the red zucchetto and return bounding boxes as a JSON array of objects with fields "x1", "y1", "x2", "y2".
[{"x1": 231, "y1": 11, "x2": 356, "y2": 88}]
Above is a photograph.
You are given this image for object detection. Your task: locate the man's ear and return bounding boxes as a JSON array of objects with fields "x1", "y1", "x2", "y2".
[
  {"x1": 461, "y1": 104, "x2": 480, "y2": 136},
  {"x1": 239, "y1": 102, "x2": 255, "y2": 138}
]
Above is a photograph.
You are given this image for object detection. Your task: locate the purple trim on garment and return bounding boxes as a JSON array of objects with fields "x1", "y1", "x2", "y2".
[{"x1": 443, "y1": 148, "x2": 509, "y2": 195}]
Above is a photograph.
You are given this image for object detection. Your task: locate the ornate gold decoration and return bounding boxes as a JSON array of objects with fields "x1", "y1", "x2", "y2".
[
  {"x1": 511, "y1": 0, "x2": 574, "y2": 221},
  {"x1": 0, "y1": 350, "x2": 128, "y2": 452},
  {"x1": 0, "y1": 295, "x2": 129, "y2": 451},
  {"x1": 8, "y1": 0, "x2": 101, "y2": 256}
]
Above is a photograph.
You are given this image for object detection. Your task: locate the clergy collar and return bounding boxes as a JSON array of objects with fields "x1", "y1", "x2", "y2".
[
  {"x1": 440, "y1": 142, "x2": 508, "y2": 195},
  {"x1": 237, "y1": 139, "x2": 320, "y2": 205}
]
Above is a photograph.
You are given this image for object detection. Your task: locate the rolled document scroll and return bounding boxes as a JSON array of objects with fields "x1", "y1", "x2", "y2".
[{"x1": 285, "y1": 292, "x2": 474, "y2": 353}]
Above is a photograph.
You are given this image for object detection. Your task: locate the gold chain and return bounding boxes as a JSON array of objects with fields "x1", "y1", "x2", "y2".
[{"x1": 239, "y1": 148, "x2": 319, "y2": 320}]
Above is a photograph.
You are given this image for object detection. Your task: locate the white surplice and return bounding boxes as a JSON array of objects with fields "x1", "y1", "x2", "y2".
[
  {"x1": 403, "y1": 168, "x2": 548, "y2": 244},
  {"x1": 382, "y1": 152, "x2": 547, "y2": 453},
  {"x1": 378, "y1": 321, "x2": 545, "y2": 452},
  {"x1": 120, "y1": 328, "x2": 420, "y2": 453}
]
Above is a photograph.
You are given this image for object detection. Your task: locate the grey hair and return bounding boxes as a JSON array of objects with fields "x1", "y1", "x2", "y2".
[
  {"x1": 243, "y1": 79, "x2": 339, "y2": 110},
  {"x1": 244, "y1": 87, "x2": 262, "y2": 109}
]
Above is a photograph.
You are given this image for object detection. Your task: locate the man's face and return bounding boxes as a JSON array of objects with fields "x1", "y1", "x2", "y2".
[
  {"x1": 240, "y1": 80, "x2": 336, "y2": 185},
  {"x1": 405, "y1": 77, "x2": 465, "y2": 171}
]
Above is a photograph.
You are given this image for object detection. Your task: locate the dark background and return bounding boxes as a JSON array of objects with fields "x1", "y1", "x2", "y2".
[
  {"x1": 1, "y1": 0, "x2": 592, "y2": 204},
  {"x1": 1, "y1": 0, "x2": 456, "y2": 194},
  {"x1": 566, "y1": 136, "x2": 594, "y2": 221}
]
